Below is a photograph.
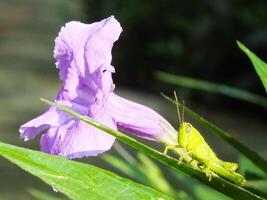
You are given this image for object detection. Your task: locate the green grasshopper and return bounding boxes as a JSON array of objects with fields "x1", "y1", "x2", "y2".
[{"x1": 163, "y1": 92, "x2": 246, "y2": 185}]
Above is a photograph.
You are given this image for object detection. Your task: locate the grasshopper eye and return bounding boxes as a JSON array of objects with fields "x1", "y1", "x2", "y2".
[{"x1": 186, "y1": 124, "x2": 192, "y2": 134}]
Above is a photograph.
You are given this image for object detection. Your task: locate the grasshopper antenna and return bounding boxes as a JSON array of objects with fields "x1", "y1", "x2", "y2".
[
  {"x1": 173, "y1": 91, "x2": 181, "y2": 125},
  {"x1": 182, "y1": 100, "x2": 185, "y2": 123}
]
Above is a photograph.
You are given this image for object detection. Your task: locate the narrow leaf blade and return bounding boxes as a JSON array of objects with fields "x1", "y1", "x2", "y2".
[
  {"x1": 237, "y1": 41, "x2": 267, "y2": 93},
  {"x1": 155, "y1": 71, "x2": 267, "y2": 108}
]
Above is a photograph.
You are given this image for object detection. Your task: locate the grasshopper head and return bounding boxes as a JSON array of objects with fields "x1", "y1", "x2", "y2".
[
  {"x1": 173, "y1": 91, "x2": 193, "y2": 147},
  {"x1": 178, "y1": 122, "x2": 192, "y2": 148}
]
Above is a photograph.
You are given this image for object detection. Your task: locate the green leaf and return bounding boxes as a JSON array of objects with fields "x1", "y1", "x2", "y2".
[
  {"x1": 161, "y1": 94, "x2": 267, "y2": 176},
  {"x1": 155, "y1": 71, "x2": 267, "y2": 109},
  {"x1": 172, "y1": 171, "x2": 230, "y2": 200},
  {"x1": 137, "y1": 153, "x2": 175, "y2": 195},
  {"x1": 194, "y1": 185, "x2": 231, "y2": 200},
  {"x1": 28, "y1": 188, "x2": 65, "y2": 200},
  {"x1": 0, "y1": 142, "x2": 174, "y2": 200},
  {"x1": 104, "y1": 143, "x2": 187, "y2": 198},
  {"x1": 245, "y1": 180, "x2": 267, "y2": 195},
  {"x1": 104, "y1": 152, "x2": 176, "y2": 196},
  {"x1": 237, "y1": 41, "x2": 267, "y2": 93},
  {"x1": 41, "y1": 98, "x2": 266, "y2": 200},
  {"x1": 102, "y1": 154, "x2": 147, "y2": 183},
  {"x1": 239, "y1": 155, "x2": 267, "y2": 179}
]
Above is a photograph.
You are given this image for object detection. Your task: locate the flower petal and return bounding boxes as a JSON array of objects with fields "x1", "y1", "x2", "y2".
[
  {"x1": 84, "y1": 16, "x2": 122, "y2": 75},
  {"x1": 83, "y1": 16, "x2": 122, "y2": 98},
  {"x1": 40, "y1": 115, "x2": 116, "y2": 159},
  {"x1": 19, "y1": 107, "x2": 71, "y2": 141},
  {"x1": 19, "y1": 100, "x2": 88, "y2": 141},
  {"x1": 106, "y1": 94, "x2": 177, "y2": 145},
  {"x1": 54, "y1": 16, "x2": 122, "y2": 83},
  {"x1": 54, "y1": 20, "x2": 91, "y2": 80},
  {"x1": 54, "y1": 16, "x2": 122, "y2": 106}
]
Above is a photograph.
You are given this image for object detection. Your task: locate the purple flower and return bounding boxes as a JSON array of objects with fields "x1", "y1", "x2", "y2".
[{"x1": 19, "y1": 16, "x2": 177, "y2": 159}]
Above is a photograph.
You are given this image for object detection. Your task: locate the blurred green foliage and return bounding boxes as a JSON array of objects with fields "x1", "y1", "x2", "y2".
[{"x1": 156, "y1": 71, "x2": 267, "y2": 109}]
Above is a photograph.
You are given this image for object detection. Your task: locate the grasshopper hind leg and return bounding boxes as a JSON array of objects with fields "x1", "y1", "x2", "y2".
[
  {"x1": 208, "y1": 159, "x2": 245, "y2": 185},
  {"x1": 216, "y1": 160, "x2": 239, "y2": 172},
  {"x1": 223, "y1": 161, "x2": 238, "y2": 172}
]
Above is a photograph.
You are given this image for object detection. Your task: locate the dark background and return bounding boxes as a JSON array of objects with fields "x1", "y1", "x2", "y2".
[
  {"x1": 0, "y1": 0, "x2": 267, "y2": 199},
  {"x1": 84, "y1": 0, "x2": 267, "y2": 108}
]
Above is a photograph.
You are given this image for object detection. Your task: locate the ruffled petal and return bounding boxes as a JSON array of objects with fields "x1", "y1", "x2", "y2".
[
  {"x1": 54, "y1": 21, "x2": 91, "y2": 80},
  {"x1": 106, "y1": 93, "x2": 177, "y2": 145},
  {"x1": 19, "y1": 100, "x2": 88, "y2": 141},
  {"x1": 19, "y1": 107, "x2": 71, "y2": 141},
  {"x1": 83, "y1": 16, "x2": 122, "y2": 98},
  {"x1": 54, "y1": 16, "x2": 122, "y2": 83},
  {"x1": 84, "y1": 16, "x2": 122, "y2": 75},
  {"x1": 40, "y1": 115, "x2": 116, "y2": 159},
  {"x1": 54, "y1": 16, "x2": 122, "y2": 106}
]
